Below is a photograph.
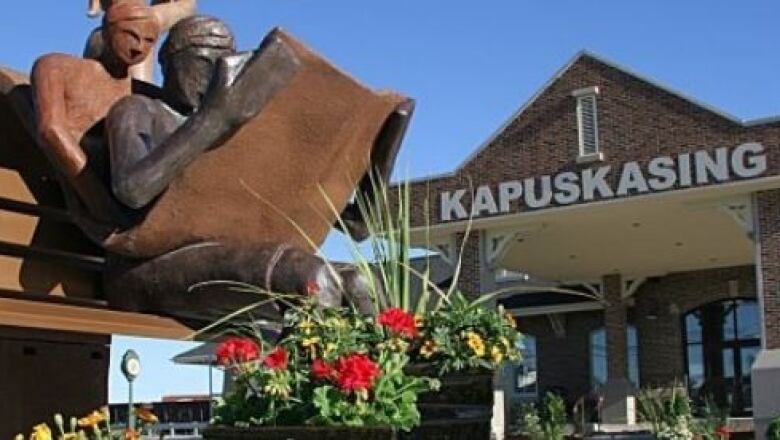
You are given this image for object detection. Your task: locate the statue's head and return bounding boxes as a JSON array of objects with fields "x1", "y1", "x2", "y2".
[
  {"x1": 102, "y1": 1, "x2": 160, "y2": 67},
  {"x1": 159, "y1": 15, "x2": 236, "y2": 111}
]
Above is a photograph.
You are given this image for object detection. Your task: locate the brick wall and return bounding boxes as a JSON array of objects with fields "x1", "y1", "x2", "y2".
[
  {"x1": 755, "y1": 190, "x2": 780, "y2": 349},
  {"x1": 403, "y1": 55, "x2": 780, "y2": 229},
  {"x1": 633, "y1": 265, "x2": 755, "y2": 386},
  {"x1": 516, "y1": 311, "x2": 603, "y2": 401},
  {"x1": 454, "y1": 231, "x2": 482, "y2": 298},
  {"x1": 603, "y1": 274, "x2": 628, "y2": 381},
  {"x1": 513, "y1": 265, "x2": 756, "y2": 397}
]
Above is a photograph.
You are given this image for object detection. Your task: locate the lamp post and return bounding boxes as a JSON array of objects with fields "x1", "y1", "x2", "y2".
[{"x1": 121, "y1": 350, "x2": 141, "y2": 431}]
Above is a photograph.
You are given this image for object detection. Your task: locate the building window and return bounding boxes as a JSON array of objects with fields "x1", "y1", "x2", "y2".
[
  {"x1": 683, "y1": 299, "x2": 760, "y2": 416},
  {"x1": 573, "y1": 86, "x2": 603, "y2": 162},
  {"x1": 516, "y1": 335, "x2": 538, "y2": 398},
  {"x1": 590, "y1": 325, "x2": 639, "y2": 389}
]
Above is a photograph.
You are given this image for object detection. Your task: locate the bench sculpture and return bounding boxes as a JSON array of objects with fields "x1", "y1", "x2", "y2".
[{"x1": 0, "y1": 2, "x2": 412, "y2": 325}]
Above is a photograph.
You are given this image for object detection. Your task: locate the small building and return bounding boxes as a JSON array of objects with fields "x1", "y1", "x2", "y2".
[{"x1": 401, "y1": 51, "x2": 780, "y2": 436}]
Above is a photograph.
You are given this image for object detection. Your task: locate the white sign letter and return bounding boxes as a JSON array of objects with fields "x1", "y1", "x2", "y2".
[
  {"x1": 472, "y1": 185, "x2": 499, "y2": 216},
  {"x1": 647, "y1": 156, "x2": 677, "y2": 191},
  {"x1": 616, "y1": 161, "x2": 649, "y2": 196},
  {"x1": 441, "y1": 189, "x2": 467, "y2": 221},
  {"x1": 678, "y1": 153, "x2": 692, "y2": 187},
  {"x1": 498, "y1": 181, "x2": 523, "y2": 213},
  {"x1": 732, "y1": 142, "x2": 767, "y2": 178},
  {"x1": 582, "y1": 166, "x2": 614, "y2": 201},
  {"x1": 524, "y1": 176, "x2": 553, "y2": 209},
  {"x1": 695, "y1": 147, "x2": 729, "y2": 184},
  {"x1": 554, "y1": 172, "x2": 581, "y2": 205}
]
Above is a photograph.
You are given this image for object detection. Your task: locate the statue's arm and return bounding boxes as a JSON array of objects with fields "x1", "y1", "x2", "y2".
[
  {"x1": 107, "y1": 92, "x2": 238, "y2": 209},
  {"x1": 150, "y1": 0, "x2": 197, "y2": 30},
  {"x1": 107, "y1": 37, "x2": 300, "y2": 209},
  {"x1": 32, "y1": 56, "x2": 87, "y2": 179},
  {"x1": 32, "y1": 55, "x2": 124, "y2": 223}
]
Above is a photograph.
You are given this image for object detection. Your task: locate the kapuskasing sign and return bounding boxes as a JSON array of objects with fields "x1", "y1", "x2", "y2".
[{"x1": 440, "y1": 143, "x2": 767, "y2": 222}]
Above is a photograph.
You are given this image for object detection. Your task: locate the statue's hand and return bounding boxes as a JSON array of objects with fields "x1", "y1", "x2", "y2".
[{"x1": 202, "y1": 34, "x2": 301, "y2": 128}]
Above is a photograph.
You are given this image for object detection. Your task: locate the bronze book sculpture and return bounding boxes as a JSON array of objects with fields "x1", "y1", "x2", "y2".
[{"x1": 0, "y1": 1, "x2": 413, "y2": 325}]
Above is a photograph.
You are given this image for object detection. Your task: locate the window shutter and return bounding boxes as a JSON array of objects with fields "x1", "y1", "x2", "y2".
[{"x1": 574, "y1": 88, "x2": 600, "y2": 157}]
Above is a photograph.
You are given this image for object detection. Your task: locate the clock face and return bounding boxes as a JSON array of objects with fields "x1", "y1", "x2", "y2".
[{"x1": 126, "y1": 358, "x2": 141, "y2": 377}]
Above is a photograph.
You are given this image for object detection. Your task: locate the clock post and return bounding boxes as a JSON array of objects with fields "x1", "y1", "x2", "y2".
[{"x1": 121, "y1": 349, "x2": 141, "y2": 431}]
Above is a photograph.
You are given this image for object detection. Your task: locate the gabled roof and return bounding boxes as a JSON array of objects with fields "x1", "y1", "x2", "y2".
[{"x1": 407, "y1": 50, "x2": 780, "y2": 184}]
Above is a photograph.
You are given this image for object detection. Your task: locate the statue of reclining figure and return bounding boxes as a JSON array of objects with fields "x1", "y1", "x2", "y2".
[{"x1": 28, "y1": 10, "x2": 411, "y2": 322}]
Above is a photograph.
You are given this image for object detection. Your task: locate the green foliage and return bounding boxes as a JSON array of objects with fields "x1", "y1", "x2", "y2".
[
  {"x1": 416, "y1": 291, "x2": 521, "y2": 375},
  {"x1": 637, "y1": 387, "x2": 694, "y2": 440},
  {"x1": 212, "y1": 300, "x2": 439, "y2": 431},
  {"x1": 513, "y1": 393, "x2": 568, "y2": 440},
  {"x1": 311, "y1": 352, "x2": 432, "y2": 430},
  {"x1": 767, "y1": 416, "x2": 780, "y2": 440},
  {"x1": 691, "y1": 396, "x2": 730, "y2": 440}
]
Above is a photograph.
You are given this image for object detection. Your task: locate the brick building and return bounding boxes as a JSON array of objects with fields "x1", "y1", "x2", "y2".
[{"x1": 401, "y1": 51, "x2": 780, "y2": 437}]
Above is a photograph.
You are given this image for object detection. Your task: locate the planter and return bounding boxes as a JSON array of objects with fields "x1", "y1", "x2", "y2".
[
  {"x1": 204, "y1": 417, "x2": 491, "y2": 440},
  {"x1": 407, "y1": 364, "x2": 494, "y2": 406},
  {"x1": 204, "y1": 369, "x2": 496, "y2": 439}
]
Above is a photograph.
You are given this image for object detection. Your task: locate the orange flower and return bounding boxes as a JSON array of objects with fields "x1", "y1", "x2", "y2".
[
  {"x1": 77, "y1": 410, "x2": 106, "y2": 427},
  {"x1": 124, "y1": 429, "x2": 141, "y2": 440},
  {"x1": 134, "y1": 406, "x2": 159, "y2": 424}
]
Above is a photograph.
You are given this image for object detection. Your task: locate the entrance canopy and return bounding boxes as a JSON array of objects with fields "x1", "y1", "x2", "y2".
[{"x1": 419, "y1": 179, "x2": 777, "y2": 284}]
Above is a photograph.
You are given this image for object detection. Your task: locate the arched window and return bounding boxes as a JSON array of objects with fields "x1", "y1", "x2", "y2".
[
  {"x1": 590, "y1": 326, "x2": 640, "y2": 388},
  {"x1": 683, "y1": 299, "x2": 760, "y2": 416},
  {"x1": 515, "y1": 335, "x2": 538, "y2": 398}
]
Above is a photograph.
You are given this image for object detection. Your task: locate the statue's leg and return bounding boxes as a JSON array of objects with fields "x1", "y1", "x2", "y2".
[{"x1": 104, "y1": 242, "x2": 344, "y2": 324}]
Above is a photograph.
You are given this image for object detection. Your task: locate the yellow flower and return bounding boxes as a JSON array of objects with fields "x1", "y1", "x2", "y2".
[
  {"x1": 505, "y1": 312, "x2": 517, "y2": 329},
  {"x1": 491, "y1": 346, "x2": 504, "y2": 364},
  {"x1": 500, "y1": 336, "x2": 512, "y2": 349},
  {"x1": 77, "y1": 410, "x2": 106, "y2": 428},
  {"x1": 325, "y1": 317, "x2": 348, "y2": 328},
  {"x1": 302, "y1": 336, "x2": 321, "y2": 348},
  {"x1": 466, "y1": 332, "x2": 486, "y2": 357},
  {"x1": 299, "y1": 319, "x2": 315, "y2": 334},
  {"x1": 15, "y1": 434, "x2": 24, "y2": 440},
  {"x1": 134, "y1": 406, "x2": 159, "y2": 424},
  {"x1": 389, "y1": 337, "x2": 408, "y2": 352},
  {"x1": 420, "y1": 340, "x2": 438, "y2": 359},
  {"x1": 325, "y1": 343, "x2": 338, "y2": 355},
  {"x1": 30, "y1": 424, "x2": 51, "y2": 440},
  {"x1": 414, "y1": 315, "x2": 424, "y2": 328},
  {"x1": 61, "y1": 434, "x2": 79, "y2": 440}
]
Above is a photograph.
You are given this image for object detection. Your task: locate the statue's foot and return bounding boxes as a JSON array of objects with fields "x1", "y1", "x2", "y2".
[{"x1": 331, "y1": 263, "x2": 380, "y2": 315}]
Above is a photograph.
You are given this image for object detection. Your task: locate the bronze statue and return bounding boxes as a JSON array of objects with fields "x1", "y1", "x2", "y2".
[
  {"x1": 28, "y1": 6, "x2": 413, "y2": 324},
  {"x1": 85, "y1": 0, "x2": 197, "y2": 83}
]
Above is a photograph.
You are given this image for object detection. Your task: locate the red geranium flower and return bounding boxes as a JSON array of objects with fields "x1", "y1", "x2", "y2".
[
  {"x1": 216, "y1": 337, "x2": 260, "y2": 366},
  {"x1": 334, "y1": 353, "x2": 381, "y2": 393},
  {"x1": 378, "y1": 308, "x2": 419, "y2": 338},
  {"x1": 263, "y1": 347, "x2": 289, "y2": 370},
  {"x1": 311, "y1": 359, "x2": 336, "y2": 380}
]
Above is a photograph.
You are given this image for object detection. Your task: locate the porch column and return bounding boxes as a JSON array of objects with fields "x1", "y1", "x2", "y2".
[
  {"x1": 455, "y1": 230, "x2": 483, "y2": 299},
  {"x1": 452, "y1": 230, "x2": 507, "y2": 439},
  {"x1": 601, "y1": 273, "x2": 635, "y2": 425},
  {"x1": 752, "y1": 190, "x2": 780, "y2": 440}
]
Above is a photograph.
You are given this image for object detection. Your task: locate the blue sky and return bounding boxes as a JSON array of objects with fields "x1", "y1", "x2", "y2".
[{"x1": 3, "y1": 1, "x2": 780, "y2": 403}]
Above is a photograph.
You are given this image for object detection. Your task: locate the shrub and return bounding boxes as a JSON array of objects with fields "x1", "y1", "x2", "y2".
[
  {"x1": 767, "y1": 416, "x2": 780, "y2": 440},
  {"x1": 513, "y1": 393, "x2": 568, "y2": 440}
]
